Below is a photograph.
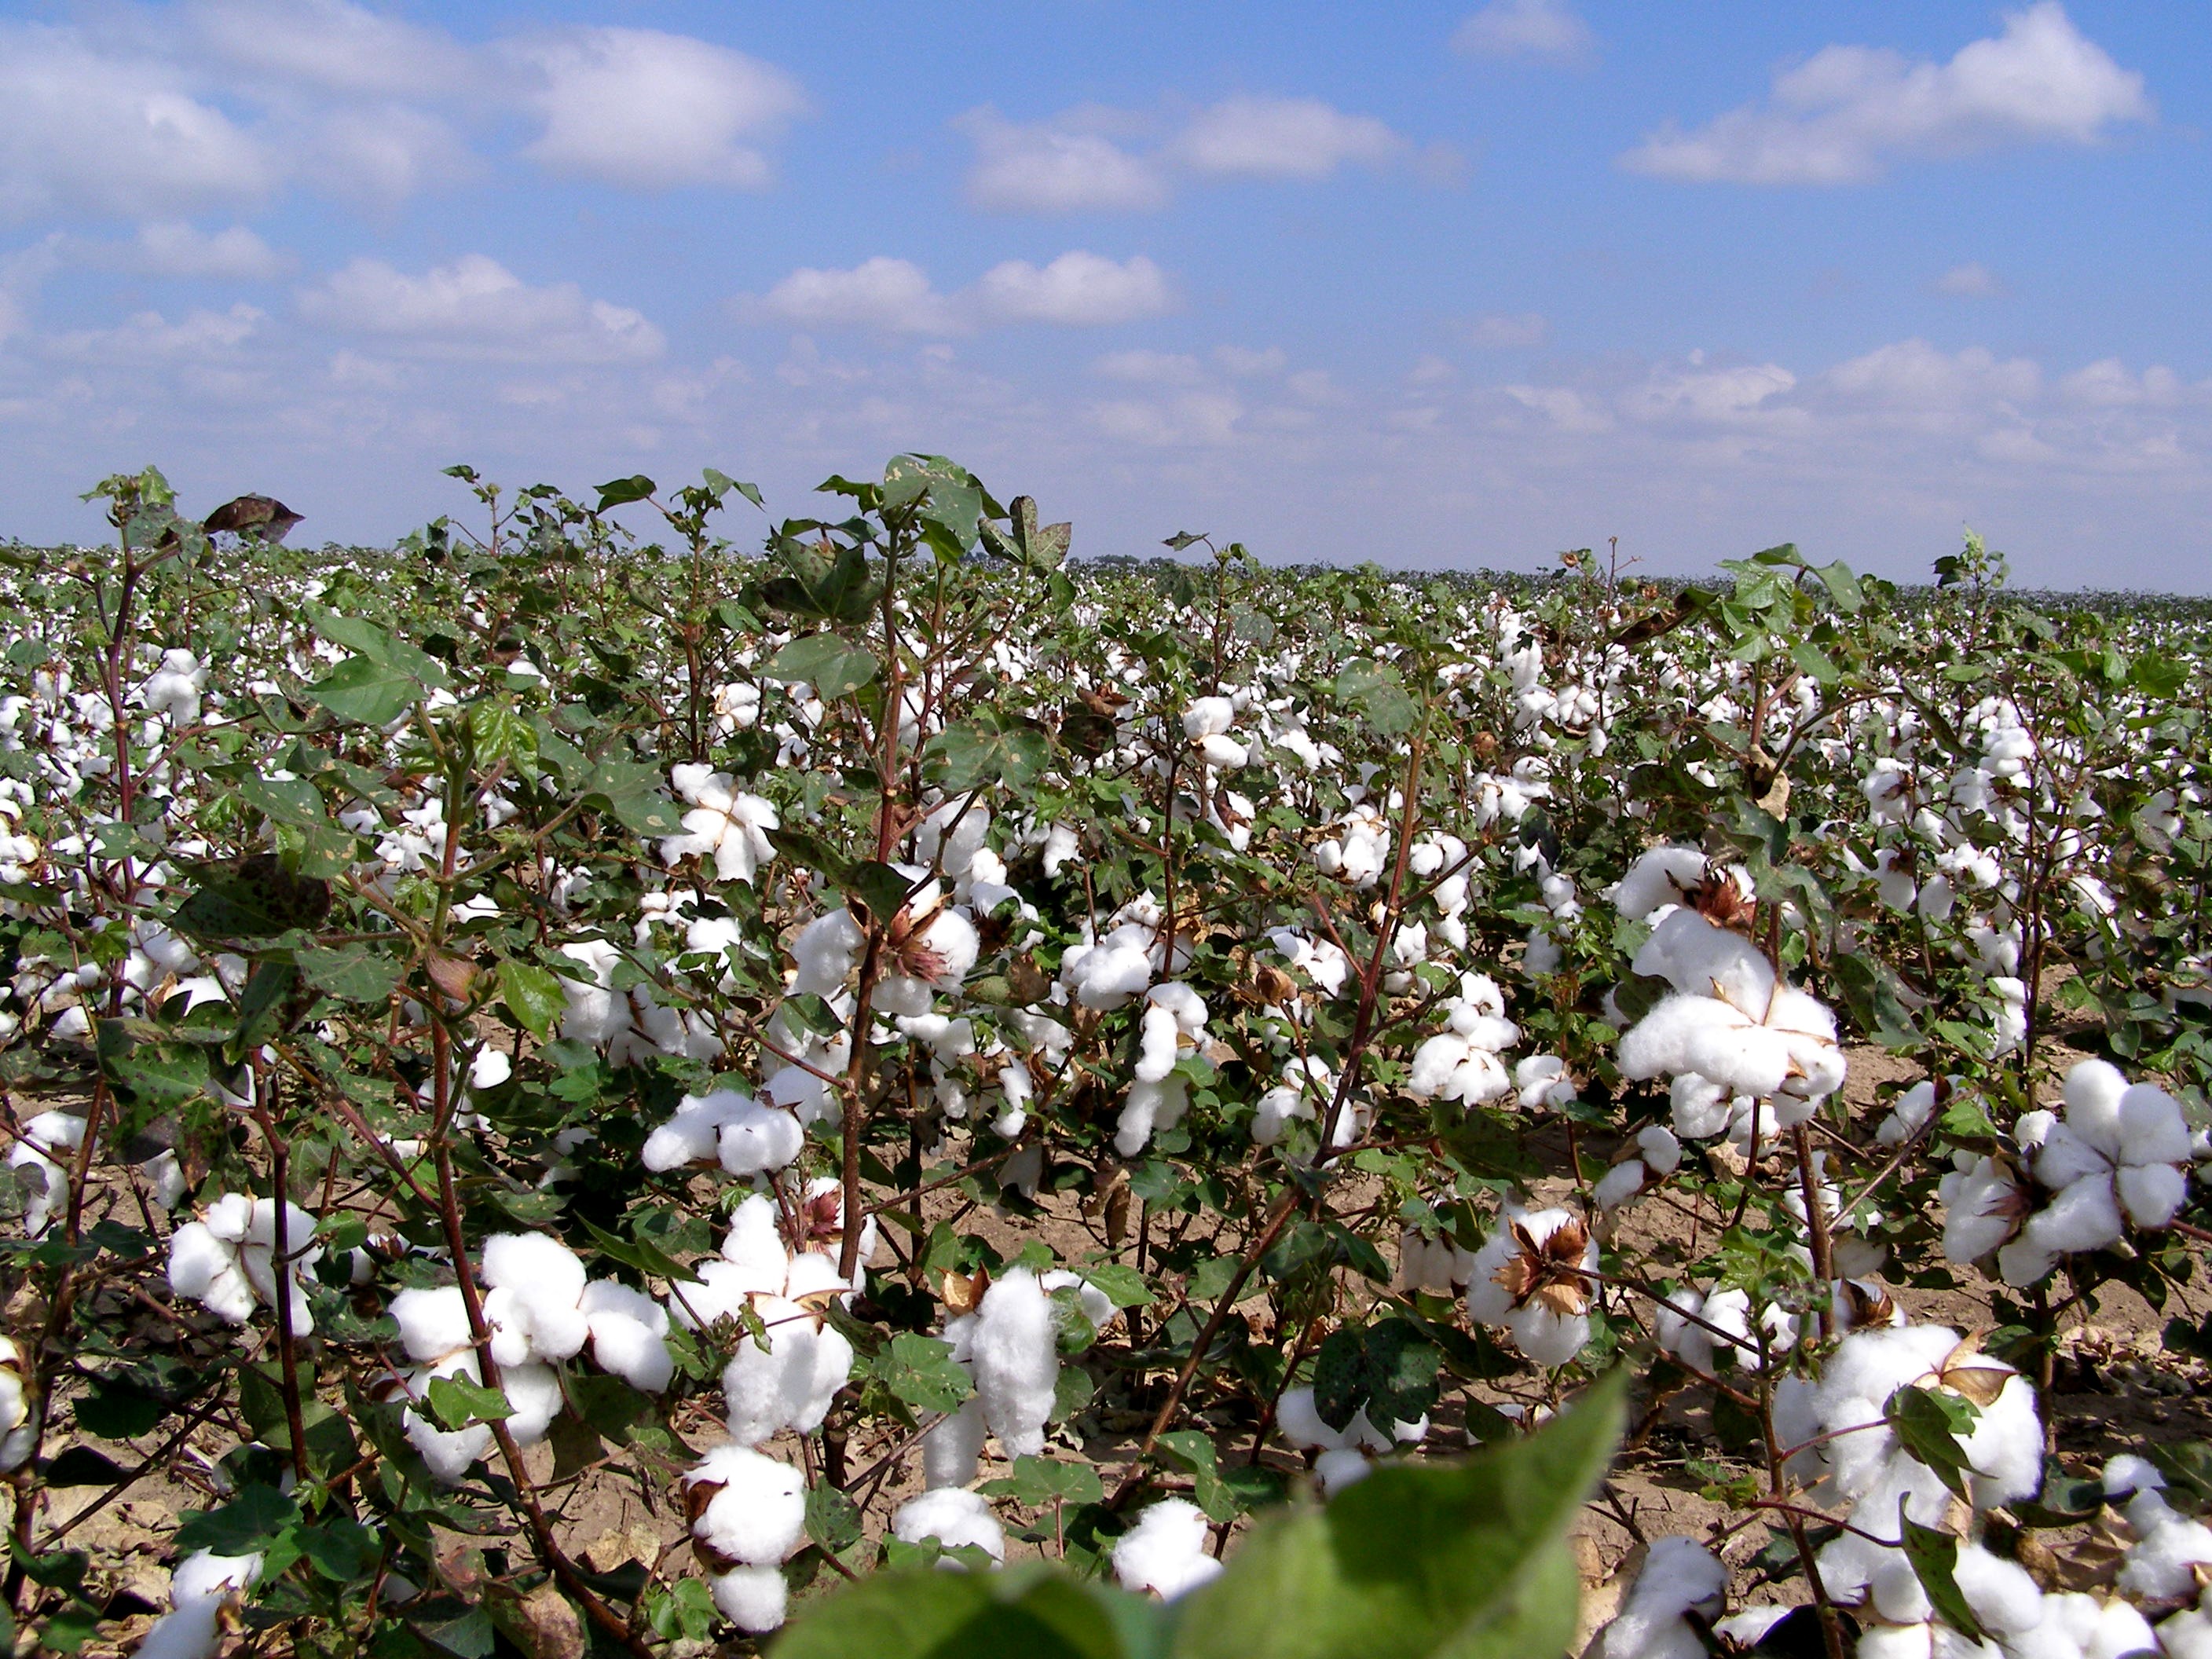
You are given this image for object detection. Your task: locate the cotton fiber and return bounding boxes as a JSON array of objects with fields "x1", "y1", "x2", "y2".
[{"x1": 1112, "y1": 1498, "x2": 1222, "y2": 1599}]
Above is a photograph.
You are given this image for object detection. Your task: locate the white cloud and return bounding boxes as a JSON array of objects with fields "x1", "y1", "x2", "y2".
[
  {"x1": 1617, "y1": 356, "x2": 1800, "y2": 428},
  {"x1": 187, "y1": 0, "x2": 471, "y2": 98},
  {"x1": 955, "y1": 108, "x2": 1168, "y2": 213},
  {"x1": 2060, "y1": 359, "x2": 2186, "y2": 408},
  {"x1": 129, "y1": 223, "x2": 291, "y2": 280},
  {"x1": 1465, "y1": 312, "x2": 1551, "y2": 348},
  {"x1": 298, "y1": 255, "x2": 665, "y2": 362},
  {"x1": 0, "y1": 24, "x2": 276, "y2": 221},
  {"x1": 1822, "y1": 339, "x2": 2039, "y2": 408},
  {"x1": 1093, "y1": 391, "x2": 1245, "y2": 447},
  {"x1": 1171, "y1": 96, "x2": 1408, "y2": 180},
  {"x1": 756, "y1": 258, "x2": 958, "y2": 335},
  {"x1": 49, "y1": 303, "x2": 265, "y2": 362},
  {"x1": 1093, "y1": 350, "x2": 1204, "y2": 384},
  {"x1": 975, "y1": 252, "x2": 1170, "y2": 326},
  {"x1": 1934, "y1": 262, "x2": 2005, "y2": 298},
  {"x1": 1504, "y1": 384, "x2": 1613, "y2": 434},
  {"x1": 1622, "y1": 2, "x2": 2152, "y2": 185},
  {"x1": 1452, "y1": 1, "x2": 1595, "y2": 64},
  {"x1": 300, "y1": 104, "x2": 475, "y2": 203},
  {"x1": 750, "y1": 252, "x2": 1170, "y2": 334},
  {"x1": 1214, "y1": 345, "x2": 1287, "y2": 377},
  {"x1": 518, "y1": 27, "x2": 808, "y2": 190}
]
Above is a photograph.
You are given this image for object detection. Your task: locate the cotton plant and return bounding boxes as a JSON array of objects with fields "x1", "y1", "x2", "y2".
[
  {"x1": 683, "y1": 1444, "x2": 807, "y2": 1633},
  {"x1": 1939, "y1": 1059, "x2": 2195, "y2": 1287},
  {"x1": 167, "y1": 1195, "x2": 322, "y2": 1333},
  {"x1": 1463, "y1": 1207, "x2": 1596, "y2": 1368},
  {"x1": 1115, "y1": 981, "x2": 1209, "y2": 1155}
]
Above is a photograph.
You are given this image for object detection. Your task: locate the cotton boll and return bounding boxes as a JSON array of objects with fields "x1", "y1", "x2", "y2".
[
  {"x1": 923, "y1": 1397, "x2": 987, "y2": 1490},
  {"x1": 685, "y1": 1445, "x2": 807, "y2": 1567},
  {"x1": 404, "y1": 1401, "x2": 493, "y2": 1484},
  {"x1": 789, "y1": 910, "x2": 865, "y2": 997},
  {"x1": 892, "y1": 1489, "x2": 1005, "y2": 1564},
  {"x1": 480, "y1": 1233, "x2": 589, "y2": 1361},
  {"x1": 1313, "y1": 1447, "x2": 1372, "y2": 1495},
  {"x1": 1113, "y1": 1499, "x2": 1223, "y2": 1599},
  {"x1": 1635, "y1": 1125, "x2": 1683, "y2": 1175},
  {"x1": 390, "y1": 1285, "x2": 474, "y2": 1365},
  {"x1": 581, "y1": 1280, "x2": 674, "y2": 1392},
  {"x1": 1938, "y1": 1156, "x2": 2027, "y2": 1265},
  {"x1": 168, "y1": 1221, "x2": 258, "y2": 1324},
  {"x1": 1952, "y1": 1544, "x2": 2043, "y2": 1635},
  {"x1": 499, "y1": 1362, "x2": 563, "y2": 1446},
  {"x1": 641, "y1": 1090, "x2": 749, "y2": 1171},
  {"x1": 710, "y1": 1566, "x2": 788, "y2": 1633},
  {"x1": 2118, "y1": 1496, "x2": 2212, "y2": 1600},
  {"x1": 716, "y1": 1101, "x2": 804, "y2": 1177},
  {"x1": 1593, "y1": 1160, "x2": 1645, "y2": 1210},
  {"x1": 720, "y1": 1300, "x2": 853, "y2": 1445},
  {"x1": 969, "y1": 1269, "x2": 1059, "y2": 1459},
  {"x1": 1114, "y1": 1075, "x2": 1188, "y2": 1157},
  {"x1": 1596, "y1": 1536, "x2": 1727, "y2": 1659},
  {"x1": 1610, "y1": 846, "x2": 1708, "y2": 923}
]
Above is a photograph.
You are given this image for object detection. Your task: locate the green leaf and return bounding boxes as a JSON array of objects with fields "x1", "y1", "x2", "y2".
[
  {"x1": 175, "y1": 1484, "x2": 299, "y2": 1555},
  {"x1": 41, "y1": 1448, "x2": 129, "y2": 1488},
  {"x1": 298, "y1": 944, "x2": 403, "y2": 1005},
  {"x1": 1331, "y1": 660, "x2": 1415, "y2": 737},
  {"x1": 930, "y1": 716, "x2": 1052, "y2": 793},
  {"x1": 981, "y1": 1456, "x2": 1107, "y2": 1508},
  {"x1": 581, "y1": 758, "x2": 683, "y2": 837},
  {"x1": 1900, "y1": 1516, "x2": 1987, "y2": 1642},
  {"x1": 1885, "y1": 1386, "x2": 1980, "y2": 1502},
  {"x1": 306, "y1": 653, "x2": 424, "y2": 727},
  {"x1": 496, "y1": 959, "x2": 566, "y2": 1041},
  {"x1": 423, "y1": 1373, "x2": 515, "y2": 1432},
  {"x1": 879, "y1": 1333, "x2": 976, "y2": 1415},
  {"x1": 766, "y1": 633, "x2": 878, "y2": 700},
  {"x1": 1312, "y1": 1320, "x2": 1441, "y2": 1435},
  {"x1": 1167, "y1": 1368, "x2": 1626, "y2": 1659},
  {"x1": 775, "y1": 1562, "x2": 1164, "y2": 1659},
  {"x1": 74, "y1": 1373, "x2": 172, "y2": 1440},
  {"x1": 806, "y1": 1483, "x2": 865, "y2": 1554},
  {"x1": 1076, "y1": 1262, "x2": 1155, "y2": 1311},
  {"x1": 594, "y1": 474, "x2": 657, "y2": 511}
]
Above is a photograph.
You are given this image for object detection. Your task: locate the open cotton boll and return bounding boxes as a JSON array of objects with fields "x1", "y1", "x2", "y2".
[
  {"x1": 402, "y1": 1382, "x2": 494, "y2": 1483},
  {"x1": 498, "y1": 1361, "x2": 563, "y2": 1446},
  {"x1": 721, "y1": 1299, "x2": 855, "y2": 1445},
  {"x1": 479, "y1": 1233, "x2": 589, "y2": 1361},
  {"x1": 1313, "y1": 1447, "x2": 1373, "y2": 1494},
  {"x1": 1394, "y1": 1228, "x2": 1473, "y2": 1295},
  {"x1": 710, "y1": 1566, "x2": 788, "y2": 1634},
  {"x1": 1181, "y1": 697, "x2": 1234, "y2": 740},
  {"x1": 658, "y1": 768, "x2": 778, "y2": 884},
  {"x1": 389, "y1": 1285, "x2": 474, "y2": 1365},
  {"x1": 716, "y1": 1100, "x2": 804, "y2": 1177},
  {"x1": 1113, "y1": 1498, "x2": 1223, "y2": 1599},
  {"x1": 641, "y1": 1090, "x2": 754, "y2": 1171},
  {"x1": 892, "y1": 1489, "x2": 1006, "y2": 1565},
  {"x1": 1632, "y1": 908, "x2": 1774, "y2": 1010},
  {"x1": 1609, "y1": 845, "x2": 1709, "y2": 923},
  {"x1": 685, "y1": 1444, "x2": 807, "y2": 1567},
  {"x1": 580, "y1": 1280, "x2": 674, "y2": 1392},
  {"x1": 789, "y1": 910, "x2": 865, "y2": 997},
  {"x1": 1464, "y1": 1208, "x2": 1595, "y2": 1368},
  {"x1": 969, "y1": 1269, "x2": 1060, "y2": 1458},
  {"x1": 1114, "y1": 1075, "x2": 1189, "y2": 1157},
  {"x1": 1595, "y1": 1536, "x2": 1727, "y2": 1659},
  {"x1": 1060, "y1": 925, "x2": 1155, "y2": 1010},
  {"x1": 2118, "y1": 1490, "x2": 2212, "y2": 1600},
  {"x1": 923, "y1": 1397, "x2": 987, "y2": 1490},
  {"x1": 140, "y1": 1548, "x2": 262, "y2": 1659}
]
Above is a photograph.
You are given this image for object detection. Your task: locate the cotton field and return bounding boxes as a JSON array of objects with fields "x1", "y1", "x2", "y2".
[{"x1": 2, "y1": 460, "x2": 2210, "y2": 1659}]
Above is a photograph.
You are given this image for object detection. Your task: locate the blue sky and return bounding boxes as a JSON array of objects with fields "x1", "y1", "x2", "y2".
[{"x1": 1, "y1": 1, "x2": 2206, "y2": 588}]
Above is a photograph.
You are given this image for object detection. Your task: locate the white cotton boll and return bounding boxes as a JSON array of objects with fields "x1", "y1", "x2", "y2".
[
  {"x1": 1313, "y1": 1447, "x2": 1372, "y2": 1495},
  {"x1": 390, "y1": 1285, "x2": 473, "y2": 1364},
  {"x1": 711, "y1": 1566, "x2": 787, "y2": 1633},
  {"x1": 481, "y1": 1287, "x2": 537, "y2": 1369},
  {"x1": 687, "y1": 1444, "x2": 808, "y2": 1566},
  {"x1": 1038, "y1": 1270, "x2": 1115, "y2": 1335},
  {"x1": 1113, "y1": 1499, "x2": 1222, "y2": 1599},
  {"x1": 2116, "y1": 1083, "x2": 2192, "y2": 1166},
  {"x1": 170, "y1": 1549, "x2": 261, "y2": 1607},
  {"x1": 1636, "y1": 1125, "x2": 1682, "y2": 1174},
  {"x1": 1182, "y1": 697, "x2": 1234, "y2": 739},
  {"x1": 1670, "y1": 1074, "x2": 1735, "y2": 1140},
  {"x1": 892, "y1": 1489, "x2": 1005, "y2": 1564},
  {"x1": 499, "y1": 1362, "x2": 562, "y2": 1446},
  {"x1": 1115, "y1": 1075, "x2": 1188, "y2": 1157},
  {"x1": 717, "y1": 1101, "x2": 804, "y2": 1177},
  {"x1": 2104, "y1": 1453, "x2": 2164, "y2": 1498},
  {"x1": 2063, "y1": 1060, "x2": 2128, "y2": 1143},
  {"x1": 480, "y1": 1234, "x2": 589, "y2": 1361},
  {"x1": 1633, "y1": 909, "x2": 1775, "y2": 1010},
  {"x1": 790, "y1": 910, "x2": 866, "y2": 997},
  {"x1": 970, "y1": 1269, "x2": 1059, "y2": 1459},
  {"x1": 924, "y1": 1397, "x2": 987, "y2": 1490},
  {"x1": 1940, "y1": 1157, "x2": 2025, "y2": 1265},
  {"x1": 2034, "y1": 1122, "x2": 2113, "y2": 1192},
  {"x1": 2022, "y1": 1176, "x2": 2125, "y2": 1257},
  {"x1": 1593, "y1": 1160, "x2": 1645, "y2": 1210},
  {"x1": 720, "y1": 1196, "x2": 791, "y2": 1285},
  {"x1": 2119, "y1": 1507, "x2": 2212, "y2": 1600},
  {"x1": 581, "y1": 1280, "x2": 674, "y2": 1392},
  {"x1": 1655, "y1": 1290, "x2": 1715, "y2": 1375},
  {"x1": 138, "y1": 1600, "x2": 227, "y2": 1659},
  {"x1": 2082, "y1": 1599, "x2": 2157, "y2": 1659},
  {"x1": 641, "y1": 1090, "x2": 747, "y2": 1171},
  {"x1": 1135, "y1": 1003, "x2": 1181, "y2": 1084},
  {"x1": 1610, "y1": 846, "x2": 1708, "y2": 923},
  {"x1": 1395, "y1": 1229, "x2": 1471, "y2": 1295},
  {"x1": 2162, "y1": 1606, "x2": 2212, "y2": 1659},
  {"x1": 1952, "y1": 1544, "x2": 2043, "y2": 1635},
  {"x1": 1197, "y1": 733, "x2": 1247, "y2": 768},
  {"x1": 1276, "y1": 1387, "x2": 1353, "y2": 1452},
  {"x1": 405, "y1": 1402, "x2": 493, "y2": 1484},
  {"x1": 720, "y1": 1301, "x2": 852, "y2": 1445},
  {"x1": 2116, "y1": 1161, "x2": 2185, "y2": 1229},
  {"x1": 168, "y1": 1222, "x2": 257, "y2": 1324}
]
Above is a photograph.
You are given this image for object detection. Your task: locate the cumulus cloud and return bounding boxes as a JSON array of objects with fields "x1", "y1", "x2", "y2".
[
  {"x1": 1173, "y1": 96, "x2": 1408, "y2": 180},
  {"x1": 1093, "y1": 350, "x2": 1204, "y2": 385},
  {"x1": 956, "y1": 108, "x2": 1168, "y2": 213},
  {"x1": 518, "y1": 27, "x2": 808, "y2": 190},
  {"x1": 186, "y1": 0, "x2": 471, "y2": 98},
  {"x1": 749, "y1": 252, "x2": 1171, "y2": 335},
  {"x1": 0, "y1": 24, "x2": 276, "y2": 221},
  {"x1": 48, "y1": 303, "x2": 265, "y2": 362},
  {"x1": 126, "y1": 223, "x2": 292, "y2": 280},
  {"x1": 1622, "y1": 2, "x2": 2152, "y2": 185},
  {"x1": 1465, "y1": 312, "x2": 1551, "y2": 348},
  {"x1": 297, "y1": 255, "x2": 665, "y2": 362},
  {"x1": 1822, "y1": 339, "x2": 2039, "y2": 409},
  {"x1": 1093, "y1": 390, "x2": 1246, "y2": 448},
  {"x1": 1935, "y1": 262, "x2": 2005, "y2": 298},
  {"x1": 958, "y1": 94, "x2": 1426, "y2": 211},
  {"x1": 1452, "y1": 1, "x2": 1595, "y2": 64}
]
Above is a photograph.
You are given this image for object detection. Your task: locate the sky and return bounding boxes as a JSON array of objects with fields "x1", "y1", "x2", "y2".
[{"x1": 0, "y1": 0, "x2": 2206, "y2": 589}]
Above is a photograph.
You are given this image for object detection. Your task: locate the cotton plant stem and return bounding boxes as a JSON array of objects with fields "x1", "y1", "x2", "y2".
[{"x1": 1791, "y1": 1124, "x2": 1838, "y2": 1339}]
